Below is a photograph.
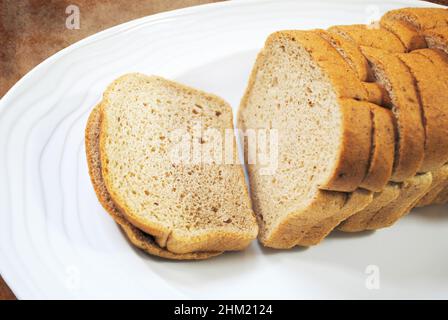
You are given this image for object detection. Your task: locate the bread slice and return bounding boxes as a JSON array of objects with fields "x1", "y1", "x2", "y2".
[
  {"x1": 359, "y1": 104, "x2": 396, "y2": 192},
  {"x1": 416, "y1": 164, "x2": 448, "y2": 207},
  {"x1": 360, "y1": 46, "x2": 425, "y2": 182},
  {"x1": 412, "y1": 48, "x2": 448, "y2": 207},
  {"x1": 381, "y1": 8, "x2": 448, "y2": 31},
  {"x1": 315, "y1": 29, "x2": 389, "y2": 105},
  {"x1": 239, "y1": 30, "x2": 373, "y2": 194},
  {"x1": 366, "y1": 172, "x2": 432, "y2": 230},
  {"x1": 396, "y1": 51, "x2": 448, "y2": 172},
  {"x1": 298, "y1": 189, "x2": 373, "y2": 246},
  {"x1": 274, "y1": 102, "x2": 393, "y2": 244},
  {"x1": 379, "y1": 19, "x2": 427, "y2": 51},
  {"x1": 328, "y1": 24, "x2": 406, "y2": 53},
  {"x1": 98, "y1": 73, "x2": 258, "y2": 254},
  {"x1": 314, "y1": 29, "x2": 373, "y2": 81},
  {"x1": 85, "y1": 104, "x2": 221, "y2": 260},
  {"x1": 237, "y1": 30, "x2": 376, "y2": 248},
  {"x1": 422, "y1": 27, "x2": 448, "y2": 55},
  {"x1": 414, "y1": 49, "x2": 448, "y2": 89},
  {"x1": 338, "y1": 183, "x2": 401, "y2": 232}
]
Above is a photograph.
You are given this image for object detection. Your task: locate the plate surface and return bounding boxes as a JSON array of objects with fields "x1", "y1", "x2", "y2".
[{"x1": 1, "y1": 0, "x2": 447, "y2": 299}]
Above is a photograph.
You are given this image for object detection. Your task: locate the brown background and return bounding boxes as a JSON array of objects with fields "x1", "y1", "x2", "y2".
[{"x1": 0, "y1": 0, "x2": 446, "y2": 300}]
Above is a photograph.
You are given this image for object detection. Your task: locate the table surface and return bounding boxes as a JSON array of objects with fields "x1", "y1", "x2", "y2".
[{"x1": 0, "y1": 0, "x2": 446, "y2": 300}]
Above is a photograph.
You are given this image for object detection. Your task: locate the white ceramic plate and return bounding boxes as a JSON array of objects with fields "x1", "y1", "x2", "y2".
[{"x1": 1, "y1": 0, "x2": 447, "y2": 299}]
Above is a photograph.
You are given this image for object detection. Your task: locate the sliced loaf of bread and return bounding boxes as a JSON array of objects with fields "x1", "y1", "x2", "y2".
[
  {"x1": 237, "y1": 30, "x2": 377, "y2": 248},
  {"x1": 97, "y1": 74, "x2": 258, "y2": 255}
]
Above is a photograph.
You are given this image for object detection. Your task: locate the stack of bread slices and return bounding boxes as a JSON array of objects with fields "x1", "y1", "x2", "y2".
[
  {"x1": 86, "y1": 7, "x2": 448, "y2": 259},
  {"x1": 238, "y1": 7, "x2": 448, "y2": 249},
  {"x1": 86, "y1": 75, "x2": 258, "y2": 259}
]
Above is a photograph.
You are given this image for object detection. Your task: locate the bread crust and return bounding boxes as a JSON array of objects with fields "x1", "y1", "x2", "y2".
[
  {"x1": 98, "y1": 74, "x2": 258, "y2": 255},
  {"x1": 328, "y1": 24, "x2": 406, "y2": 53},
  {"x1": 298, "y1": 189, "x2": 373, "y2": 246},
  {"x1": 240, "y1": 31, "x2": 374, "y2": 194},
  {"x1": 379, "y1": 19, "x2": 427, "y2": 52},
  {"x1": 314, "y1": 29, "x2": 373, "y2": 81},
  {"x1": 422, "y1": 27, "x2": 448, "y2": 55},
  {"x1": 381, "y1": 8, "x2": 448, "y2": 31},
  {"x1": 85, "y1": 104, "x2": 221, "y2": 260},
  {"x1": 397, "y1": 51, "x2": 448, "y2": 172},
  {"x1": 416, "y1": 164, "x2": 448, "y2": 207},
  {"x1": 315, "y1": 29, "x2": 390, "y2": 105},
  {"x1": 338, "y1": 184, "x2": 400, "y2": 232},
  {"x1": 360, "y1": 46, "x2": 425, "y2": 182},
  {"x1": 413, "y1": 48, "x2": 448, "y2": 206},
  {"x1": 366, "y1": 173, "x2": 432, "y2": 230},
  {"x1": 360, "y1": 104, "x2": 396, "y2": 191},
  {"x1": 432, "y1": 182, "x2": 448, "y2": 205},
  {"x1": 259, "y1": 190, "x2": 346, "y2": 249}
]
